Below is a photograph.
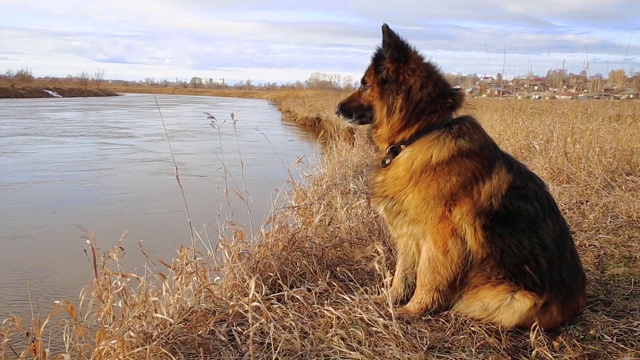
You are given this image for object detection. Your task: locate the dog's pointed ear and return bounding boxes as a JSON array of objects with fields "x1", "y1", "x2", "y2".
[
  {"x1": 381, "y1": 24, "x2": 412, "y2": 65},
  {"x1": 381, "y1": 24, "x2": 401, "y2": 51},
  {"x1": 382, "y1": 23, "x2": 398, "y2": 49}
]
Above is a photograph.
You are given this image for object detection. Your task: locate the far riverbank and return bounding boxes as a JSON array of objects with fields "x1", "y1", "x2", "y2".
[{"x1": 0, "y1": 86, "x2": 119, "y2": 98}]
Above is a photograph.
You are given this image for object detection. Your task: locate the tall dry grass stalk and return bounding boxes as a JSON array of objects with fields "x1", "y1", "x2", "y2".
[{"x1": 1, "y1": 92, "x2": 639, "y2": 359}]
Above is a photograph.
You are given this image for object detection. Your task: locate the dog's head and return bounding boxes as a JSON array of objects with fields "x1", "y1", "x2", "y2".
[{"x1": 335, "y1": 24, "x2": 463, "y2": 128}]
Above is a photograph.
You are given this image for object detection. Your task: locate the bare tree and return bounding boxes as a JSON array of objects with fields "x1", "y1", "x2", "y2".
[
  {"x1": 608, "y1": 69, "x2": 627, "y2": 89},
  {"x1": 232, "y1": 79, "x2": 254, "y2": 90},
  {"x1": 631, "y1": 72, "x2": 640, "y2": 92},
  {"x1": 343, "y1": 75, "x2": 355, "y2": 91},
  {"x1": 14, "y1": 69, "x2": 34, "y2": 84},
  {"x1": 77, "y1": 71, "x2": 90, "y2": 90},
  {"x1": 93, "y1": 69, "x2": 105, "y2": 89},
  {"x1": 306, "y1": 72, "x2": 334, "y2": 89},
  {"x1": 544, "y1": 68, "x2": 567, "y2": 89},
  {"x1": 589, "y1": 73, "x2": 604, "y2": 93}
]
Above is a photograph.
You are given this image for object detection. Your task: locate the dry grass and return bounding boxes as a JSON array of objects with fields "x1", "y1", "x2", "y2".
[
  {"x1": 0, "y1": 77, "x2": 119, "y2": 98},
  {"x1": 1, "y1": 92, "x2": 639, "y2": 359},
  {"x1": 102, "y1": 85, "x2": 268, "y2": 99},
  {"x1": 0, "y1": 86, "x2": 118, "y2": 98}
]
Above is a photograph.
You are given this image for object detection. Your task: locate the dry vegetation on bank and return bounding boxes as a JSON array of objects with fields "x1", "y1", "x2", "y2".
[
  {"x1": 0, "y1": 86, "x2": 118, "y2": 98},
  {"x1": 1, "y1": 91, "x2": 639, "y2": 359},
  {"x1": 0, "y1": 74, "x2": 118, "y2": 98}
]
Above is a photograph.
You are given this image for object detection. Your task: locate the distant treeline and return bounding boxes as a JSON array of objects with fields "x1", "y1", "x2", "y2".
[{"x1": 3, "y1": 67, "x2": 640, "y2": 95}]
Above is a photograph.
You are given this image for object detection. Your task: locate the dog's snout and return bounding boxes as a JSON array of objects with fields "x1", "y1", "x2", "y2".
[{"x1": 334, "y1": 96, "x2": 373, "y2": 125}]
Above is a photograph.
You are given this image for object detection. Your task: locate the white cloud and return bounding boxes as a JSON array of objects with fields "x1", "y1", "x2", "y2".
[{"x1": 0, "y1": 0, "x2": 638, "y2": 82}]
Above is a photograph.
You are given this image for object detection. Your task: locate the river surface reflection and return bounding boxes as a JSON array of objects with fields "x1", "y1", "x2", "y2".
[{"x1": 0, "y1": 93, "x2": 318, "y2": 321}]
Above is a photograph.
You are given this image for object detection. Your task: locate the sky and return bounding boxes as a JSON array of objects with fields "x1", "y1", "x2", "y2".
[{"x1": 1, "y1": 0, "x2": 639, "y2": 84}]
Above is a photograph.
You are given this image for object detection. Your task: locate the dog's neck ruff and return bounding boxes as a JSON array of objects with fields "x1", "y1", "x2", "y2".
[{"x1": 380, "y1": 116, "x2": 456, "y2": 168}]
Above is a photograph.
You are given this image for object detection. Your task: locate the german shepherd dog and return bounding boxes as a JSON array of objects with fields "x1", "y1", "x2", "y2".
[{"x1": 335, "y1": 24, "x2": 586, "y2": 329}]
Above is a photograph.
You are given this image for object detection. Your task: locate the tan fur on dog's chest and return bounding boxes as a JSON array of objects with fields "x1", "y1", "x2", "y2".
[
  {"x1": 371, "y1": 137, "x2": 511, "y2": 259},
  {"x1": 371, "y1": 146, "x2": 453, "y2": 242}
]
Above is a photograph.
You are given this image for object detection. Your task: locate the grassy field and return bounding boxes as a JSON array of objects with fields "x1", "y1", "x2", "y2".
[{"x1": 1, "y1": 90, "x2": 639, "y2": 359}]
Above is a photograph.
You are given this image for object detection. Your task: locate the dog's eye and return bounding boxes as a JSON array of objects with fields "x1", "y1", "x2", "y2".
[{"x1": 361, "y1": 82, "x2": 369, "y2": 91}]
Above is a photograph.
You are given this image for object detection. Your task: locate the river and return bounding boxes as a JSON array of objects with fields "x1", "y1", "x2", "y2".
[{"x1": 0, "y1": 93, "x2": 318, "y2": 322}]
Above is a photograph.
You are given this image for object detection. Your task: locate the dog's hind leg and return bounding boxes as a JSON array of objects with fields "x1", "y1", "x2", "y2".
[{"x1": 452, "y1": 282, "x2": 543, "y2": 328}]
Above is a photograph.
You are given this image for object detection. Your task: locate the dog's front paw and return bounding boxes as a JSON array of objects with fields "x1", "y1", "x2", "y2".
[
  {"x1": 389, "y1": 286, "x2": 410, "y2": 306},
  {"x1": 395, "y1": 298, "x2": 434, "y2": 317},
  {"x1": 395, "y1": 305, "x2": 422, "y2": 317}
]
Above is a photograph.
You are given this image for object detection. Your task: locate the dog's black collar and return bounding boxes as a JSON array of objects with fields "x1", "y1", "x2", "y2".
[
  {"x1": 381, "y1": 143, "x2": 406, "y2": 168},
  {"x1": 380, "y1": 116, "x2": 457, "y2": 168}
]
